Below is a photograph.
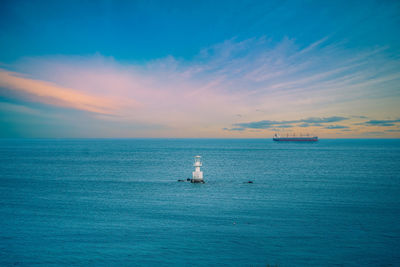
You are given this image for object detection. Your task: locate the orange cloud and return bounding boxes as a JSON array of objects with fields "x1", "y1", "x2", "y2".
[{"x1": 0, "y1": 69, "x2": 136, "y2": 114}]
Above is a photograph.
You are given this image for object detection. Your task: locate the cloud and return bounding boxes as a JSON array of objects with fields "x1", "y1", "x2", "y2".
[
  {"x1": 301, "y1": 116, "x2": 348, "y2": 123},
  {"x1": 324, "y1": 125, "x2": 349, "y2": 129},
  {"x1": 233, "y1": 116, "x2": 348, "y2": 129},
  {"x1": 0, "y1": 69, "x2": 134, "y2": 114},
  {"x1": 223, "y1": 127, "x2": 245, "y2": 131},
  {"x1": 363, "y1": 119, "x2": 400, "y2": 127},
  {"x1": 1, "y1": 55, "x2": 242, "y2": 132},
  {"x1": 234, "y1": 120, "x2": 283, "y2": 129},
  {"x1": 351, "y1": 115, "x2": 368, "y2": 119},
  {"x1": 1, "y1": 34, "x2": 399, "y2": 137}
]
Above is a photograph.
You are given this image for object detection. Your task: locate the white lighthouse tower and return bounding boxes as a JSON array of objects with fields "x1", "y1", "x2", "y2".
[{"x1": 191, "y1": 156, "x2": 204, "y2": 183}]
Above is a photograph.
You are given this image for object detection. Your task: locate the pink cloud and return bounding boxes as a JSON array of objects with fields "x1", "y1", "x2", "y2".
[
  {"x1": 0, "y1": 69, "x2": 139, "y2": 114},
  {"x1": 1, "y1": 37, "x2": 399, "y2": 137}
]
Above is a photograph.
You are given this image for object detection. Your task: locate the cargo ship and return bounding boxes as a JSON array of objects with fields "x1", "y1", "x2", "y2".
[{"x1": 273, "y1": 133, "x2": 318, "y2": 142}]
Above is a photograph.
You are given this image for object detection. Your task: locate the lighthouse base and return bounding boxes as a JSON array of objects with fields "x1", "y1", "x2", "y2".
[{"x1": 190, "y1": 178, "x2": 205, "y2": 184}]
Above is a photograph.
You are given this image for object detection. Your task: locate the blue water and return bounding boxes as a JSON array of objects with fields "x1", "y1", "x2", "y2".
[{"x1": 0, "y1": 139, "x2": 400, "y2": 266}]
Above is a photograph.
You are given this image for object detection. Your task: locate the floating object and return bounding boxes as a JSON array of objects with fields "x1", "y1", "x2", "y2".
[
  {"x1": 177, "y1": 179, "x2": 185, "y2": 182},
  {"x1": 191, "y1": 155, "x2": 205, "y2": 183},
  {"x1": 246, "y1": 181, "x2": 253, "y2": 184},
  {"x1": 273, "y1": 133, "x2": 318, "y2": 142}
]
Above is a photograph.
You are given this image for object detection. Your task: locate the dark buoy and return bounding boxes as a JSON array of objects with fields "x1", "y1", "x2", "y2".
[{"x1": 246, "y1": 181, "x2": 253, "y2": 184}]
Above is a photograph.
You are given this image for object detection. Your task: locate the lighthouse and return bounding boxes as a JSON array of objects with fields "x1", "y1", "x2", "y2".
[{"x1": 191, "y1": 156, "x2": 204, "y2": 183}]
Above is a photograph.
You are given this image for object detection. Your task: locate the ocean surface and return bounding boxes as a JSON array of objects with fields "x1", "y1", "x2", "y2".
[{"x1": 0, "y1": 138, "x2": 399, "y2": 266}]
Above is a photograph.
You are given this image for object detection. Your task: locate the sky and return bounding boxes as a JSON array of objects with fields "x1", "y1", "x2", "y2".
[{"x1": 0, "y1": 0, "x2": 399, "y2": 138}]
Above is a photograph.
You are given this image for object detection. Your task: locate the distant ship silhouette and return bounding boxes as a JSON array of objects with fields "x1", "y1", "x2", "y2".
[{"x1": 273, "y1": 133, "x2": 318, "y2": 142}]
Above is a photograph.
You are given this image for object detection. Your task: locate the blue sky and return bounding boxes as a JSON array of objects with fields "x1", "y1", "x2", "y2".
[
  {"x1": 0, "y1": 0, "x2": 399, "y2": 138},
  {"x1": 1, "y1": 0, "x2": 398, "y2": 62}
]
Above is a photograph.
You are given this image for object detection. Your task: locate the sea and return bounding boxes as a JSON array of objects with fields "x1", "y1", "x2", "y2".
[{"x1": 0, "y1": 138, "x2": 399, "y2": 266}]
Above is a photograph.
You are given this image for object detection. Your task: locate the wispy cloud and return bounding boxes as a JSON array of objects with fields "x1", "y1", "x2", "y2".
[
  {"x1": 233, "y1": 116, "x2": 349, "y2": 129},
  {"x1": 223, "y1": 127, "x2": 245, "y2": 132},
  {"x1": 363, "y1": 119, "x2": 400, "y2": 127},
  {"x1": 0, "y1": 69, "x2": 131, "y2": 114},
  {"x1": 1, "y1": 34, "x2": 399, "y2": 137},
  {"x1": 302, "y1": 117, "x2": 348, "y2": 123},
  {"x1": 324, "y1": 125, "x2": 349, "y2": 129}
]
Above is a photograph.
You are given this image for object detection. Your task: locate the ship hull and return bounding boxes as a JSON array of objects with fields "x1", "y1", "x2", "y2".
[{"x1": 273, "y1": 137, "x2": 318, "y2": 142}]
